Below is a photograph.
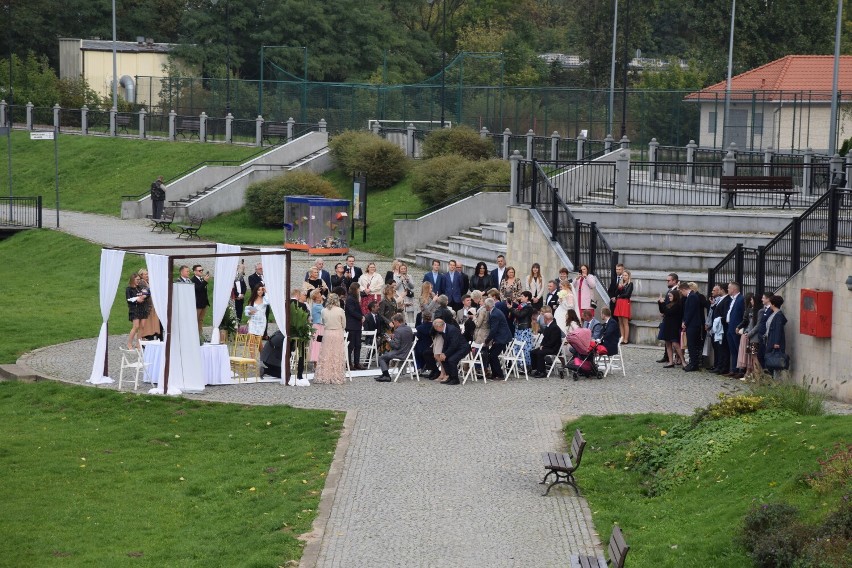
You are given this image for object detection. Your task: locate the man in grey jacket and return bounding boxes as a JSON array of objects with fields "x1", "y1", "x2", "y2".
[{"x1": 376, "y1": 314, "x2": 415, "y2": 381}]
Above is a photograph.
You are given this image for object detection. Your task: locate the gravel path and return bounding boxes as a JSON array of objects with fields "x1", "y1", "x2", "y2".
[{"x1": 25, "y1": 210, "x2": 848, "y2": 567}]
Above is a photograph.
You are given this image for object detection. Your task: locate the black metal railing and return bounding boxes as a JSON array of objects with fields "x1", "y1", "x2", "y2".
[
  {"x1": 0, "y1": 196, "x2": 43, "y2": 228},
  {"x1": 630, "y1": 161, "x2": 723, "y2": 206},
  {"x1": 520, "y1": 159, "x2": 617, "y2": 206},
  {"x1": 708, "y1": 180, "x2": 852, "y2": 297},
  {"x1": 393, "y1": 184, "x2": 509, "y2": 219},
  {"x1": 656, "y1": 145, "x2": 687, "y2": 163}
]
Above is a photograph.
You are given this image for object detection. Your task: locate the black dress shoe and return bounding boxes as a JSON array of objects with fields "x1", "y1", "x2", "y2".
[
  {"x1": 656, "y1": 356, "x2": 669, "y2": 363},
  {"x1": 684, "y1": 365, "x2": 698, "y2": 372},
  {"x1": 442, "y1": 379, "x2": 460, "y2": 385},
  {"x1": 663, "y1": 364, "x2": 675, "y2": 368},
  {"x1": 375, "y1": 376, "x2": 392, "y2": 382}
]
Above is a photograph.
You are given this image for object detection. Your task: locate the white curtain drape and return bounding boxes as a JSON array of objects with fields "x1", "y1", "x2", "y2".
[
  {"x1": 144, "y1": 253, "x2": 170, "y2": 382},
  {"x1": 210, "y1": 243, "x2": 241, "y2": 344},
  {"x1": 88, "y1": 249, "x2": 126, "y2": 384},
  {"x1": 148, "y1": 284, "x2": 204, "y2": 395},
  {"x1": 260, "y1": 248, "x2": 288, "y2": 335}
]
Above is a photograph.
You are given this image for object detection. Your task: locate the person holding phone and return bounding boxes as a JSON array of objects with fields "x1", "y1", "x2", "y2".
[
  {"x1": 244, "y1": 284, "x2": 269, "y2": 340},
  {"x1": 192, "y1": 264, "x2": 210, "y2": 336}
]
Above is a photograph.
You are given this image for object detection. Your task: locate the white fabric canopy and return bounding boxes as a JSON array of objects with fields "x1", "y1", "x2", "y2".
[
  {"x1": 88, "y1": 249, "x2": 125, "y2": 384},
  {"x1": 144, "y1": 253, "x2": 170, "y2": 381},
  {"x1": 210, "y1": 243, "x2": 241, "y2": 344},
  {"x1": 148, "y1": 284, "x2": 204, "y2": 395},
  {"x1": 261, "y1": 248, "x2": 288, "y2": 384}
]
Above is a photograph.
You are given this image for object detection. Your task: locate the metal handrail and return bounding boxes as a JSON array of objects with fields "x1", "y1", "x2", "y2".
[{"x1": 393, "y1": 184, "x2": 509, "y2": 219}]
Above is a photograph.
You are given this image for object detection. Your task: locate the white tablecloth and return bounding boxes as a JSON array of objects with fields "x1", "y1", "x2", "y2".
[{"x1": 141, "y1": 342, "x2": 232, "y2": 386}]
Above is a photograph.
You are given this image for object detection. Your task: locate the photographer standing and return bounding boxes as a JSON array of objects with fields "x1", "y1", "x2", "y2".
[{"x1": 150, "y1": 175, "x2": 167, "y2": 218}]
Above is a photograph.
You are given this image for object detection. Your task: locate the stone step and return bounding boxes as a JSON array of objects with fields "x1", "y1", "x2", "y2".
[
  {"x1": 481, "y1": 223, "x2": 508, "y2": 244},
  {"x1": 618, "y1": 269, "x2": 708, "y2": 292},
  {"x1": 446, "y1": 235, "x2": 507, "y2": 260},
  {"x1": 571, "y1": 206, "x2": 797, "y2": 234},
  {"x1": 605, "y1": 228, "x2": 777, "y2": 254},
  {"x1": 618, "y1": 249, "x2": 724, "y2": 273}
]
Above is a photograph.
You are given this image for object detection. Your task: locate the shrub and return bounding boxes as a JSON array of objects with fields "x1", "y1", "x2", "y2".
[
  {"x1": 805, "y1": 443, "x2": 852, "y2": 493},
  {"x1": 411, "y1": 154, "x2": 469, "y2": 205},
  {"x1": 421, "y1": 126, "x2": 495, "y2": 160},
  {"x1": 329, "y1": 131, "x2": 408, "y2": 189},
  {"x1": 751, "y1": 383, "x2": 826, "y2": 416},
  {"x1": 691, "y1": 392, "x2": 767, "y2": 425},
  {"x1": 740, "y1": 502, "x2": 809, "y2": 568},
  {"x1": 244, "y1": 171, "x2": 338, "y2": 228}
]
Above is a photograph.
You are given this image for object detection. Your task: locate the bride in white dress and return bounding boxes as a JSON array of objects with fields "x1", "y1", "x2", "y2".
[{"x1": 554, "y1": 282, "x2": 577, "y2": 336}]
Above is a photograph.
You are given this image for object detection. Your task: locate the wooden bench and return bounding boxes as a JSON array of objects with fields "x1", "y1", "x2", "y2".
[
  {"x1": 150, "y1": 211, "x2": 175, "y2": 233},
  {"x1": 570, "y1": 525, "x2": 630, "y2": 568},
  {"x1": 540, "y1": 428, "x2": 586, "y2": 496},
  {"x1": 104, "y1": 114, "x2": 131, "y2": 134},
  {"x1": 262, "y1": 122, "x2": 289, "y2": 145},
  {"x1": 177, "y1": 118, "x2": 201, "y2": 139},
  {"x1": 176, "y1": 216, "x2": 204, "y2": 240},
  {"x1": 720, "y1": 175, "x2": 796, "y2": 209}
]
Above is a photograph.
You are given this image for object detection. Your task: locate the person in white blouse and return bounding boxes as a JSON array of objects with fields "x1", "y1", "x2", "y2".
[
  {"x1": 553, "y1": 283, "x2": 577, "y2": 336},
  {"x1": 244, "y1": 284, "x2": 269, "y2": 339},
  {"x1": 525, "y1": 262, "x2": 545, "y2": 312},
  {"x1": 358, "y1": 262, "x2": 385, "y2": 315}
]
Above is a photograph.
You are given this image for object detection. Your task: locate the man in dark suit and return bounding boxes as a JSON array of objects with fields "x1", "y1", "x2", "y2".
[
  {"x1": 607, "y1": 263, "x2": 625, "y2": 311},
  {"x1": 444, "y1": 260, "x2": 465, "y2": 311},
  {"x1": 305, "y1": 259, "x2": 332, "y2": 289},
  {"x1": 656, "y1": 272, "x2": 680, "y2": 362},
  {"x1": 345, "y1": 255, "x2": 362, "y2": 282},
  {"x1": 433, "y1": 318, "x2": 469, "y2": 385},
  {"x1": 725, "y1": 282, "x2": 744, "y2": 377},
  {"x1": 344, "y1": 282, "x2": 365, "y2": 370},
  {"x1": 414, "y1": 311, "x2": 436, "y2": 375},
  {"x1": 531, "y1": 311, "x2": 563, "y2": 377},
  {"x1": 259, "y1": 330, "x2": 285, "y2": 378},
  {"x1": 485, "y1": 298, "x2": 512, "y2": 380},
  {"x1": 376, "y1": 314, "x2": 415, "y2": 381},
  {"x1": 289, "y1": 289, "x2": 309, "y2": 381},
  {"x1": 680, "y1": 282, "x2": 703, "y2": 371},
  {"x1": 176, "y1": 265, "x2": 192, "y2": 284},
  {"x1": 192, "y1": 264, "x2": 210, "y2": 336},
  {"x1": 248, "y1": 262, "x2": 264, "y2": 292},
  {"x1": 363, "y1": 301, "x2": 386, "y2": 336},
  {"x1": 490, "y1": 254, "x2": 507, "y2": 288},
  {"x1": 597, "y1": 308, "x2": 620, "y2": 356},
  {"x1": 712, "y1": 283, "x2": 732, "y2": 374},
  {"x1": 752, "y1": 292, "x2": 773, "y2": 368},
  {"x1": 422, "y1": 259, "x2": 445, "y2": 296},
  {"x1": 232, "y1": 268, "x2": 247, "y2": 324},
  {"x1": 543, "y1": 280, "x2": 560, "y2": 312}
]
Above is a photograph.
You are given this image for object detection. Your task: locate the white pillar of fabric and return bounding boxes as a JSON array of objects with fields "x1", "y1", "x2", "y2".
[
  {"x1": 88, "y1": 248, "x2": 126, "y2": 384},
  {"x1": 167, "y1": 283, "x2": 205, "y2": 394},
  {"x1": 144, "y1": 253, "x2": 170, "y2": 382},
  {"x1": 260, "y1": 248, "x2": 287, "y2": 336},
  {"x1": 210, "y1": 243, "x2": 241, "y2": 344}
]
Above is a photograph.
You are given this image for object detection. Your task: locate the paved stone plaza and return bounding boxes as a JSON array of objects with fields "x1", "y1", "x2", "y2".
[{"x1": 18, "y1": 211, "x2": 848, "y2": 567}]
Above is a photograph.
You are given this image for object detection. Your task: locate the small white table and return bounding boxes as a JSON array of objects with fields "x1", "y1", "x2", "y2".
[{"x1": 141, "y1": 342, "x2": 232, "y2": 385}]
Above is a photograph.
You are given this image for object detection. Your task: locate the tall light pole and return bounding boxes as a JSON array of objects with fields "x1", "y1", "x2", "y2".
[
  {"x1": 111, "y1": 0, "x2": 117, "y2": 111},
  {"x1": 722, "y1": 0, "x2": 736, "y2": 150},
  {"x1": 608, "y1": 0, "x2": 618, "y2": 137},
  {"x1": 828, "y1": 0, "x2": 843, "y2": 156},
  {"x1": 427, "y1": 0, "x2": 446, "y2": 128},
  {"x1": 7, "y1": 0, "x2": 14, "y2": 201},
  {"x1": 620, "y1": 0, "x2": 630, "y2": 138},
  {"x1": 211, "y1": 0, "x2": 231, "y2": 116}
]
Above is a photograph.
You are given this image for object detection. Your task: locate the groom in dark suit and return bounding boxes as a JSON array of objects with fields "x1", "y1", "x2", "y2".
[
  {"x1": 680, "y1": 282, "x2": 703, "y2": 371},
  {"x1": 725, "y1": 282, "x2": 744, "y2": 376},
  {"x1": 444, "y1": 260, "x2": 465, "y2": 311}
]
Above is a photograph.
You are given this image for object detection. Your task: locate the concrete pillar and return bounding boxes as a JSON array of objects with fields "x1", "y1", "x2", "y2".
[
  {"x1": 225, "y1": 113, "x2": 233, "y2": 143},
  {"x1": 509, "y1": 150, "x2": 523, "y2": 206},
  {"x1": 81, "y1": 106, "x2": 88, "y2": 135},
  {"x1": 0, "y1": 100, "x2": 6, "y2": 126},
  {"x1": 686, "y1": 139, "x2": 697, "y2": 184},
  {"x1": 287, "y1": 117, "x2": 295, "y2": 141},
  {"x1": 728, "y1": 141, "x2": 738, "y2": 157},
  {"x1": 722, "y1": 149, "x2": 736, "y2": 208},
  {"x1": 551, "y1": 131, "x2": 560, "y2": 161},
  {"x1": 829, "y1": 153, "x2": 844, "y2": 186},
  {"x1": 26, "y1": 102, "x2": 34, "y2": 131},
  {"x1": 526, "y1": 129, "x2": 535, "y2": 160},
  {"x1": 502, "y1": 128, "x2": 511, "y2": 160},
  {"x1": 199, "y1": 112, "x2": 208, "y2": 142},
  {"x1": 53, "y1": 104, "x2": 61, "y2": 130},
  {"x1": 620, "y1": 135, "x2": 630, "y2": 150},
  {"x1": 109, "y1": 107, "x2": 117, "y2": 137},
  {"x1": 648, "y1": 137, "x2": 659, "y2": 180},
  {"x1": 577, "y1": 132, "x2": 586, "y2": 160},
  {"x1": 604, "y1": 133, "x2": 614, "y2": 153},
  {"x1": 763, "y1": 146, "x2": 774, "y2": 176},
  {"x1": 407, "y1": 123, "x2": 415, "y2": 157},
  {"x1": 480, "y1": 126, "x2": 488, "y2": 139},
  {"x1": 803, "y1": 148, "x2": 813, "y2": 195},
  {"x1": 371, "y1": 121, "x2": 380, "y2": 135},
  {"x1": 168, "y1": 110, "x2": 177, "y2": 141},
  {"x1": 255, "y1": 116, "x2": 264, "y2": 147},
  {"x1": 138, "y1": 108, "x2": 147, "y2": 139},
  {"x1": 318, "y1": 118, "x2": 327, "y2": 133},
  {"x1": 846, "y1": 153, "x2": 852, "y2": 188},
  {"x1": 615, "y1": 150, "x2": 630, "y2": 207}
]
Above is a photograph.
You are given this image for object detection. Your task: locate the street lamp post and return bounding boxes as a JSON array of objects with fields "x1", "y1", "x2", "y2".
[
  {"x1": 427, "y1": 0, "x2": 447, "y2": 128},
  {"x1": 608, "y1": 0, "x2": 618, "y2": 137},
  {"x1": 211, "y1": 0, "x2": 232, "y2": 116},
  {"x1": 828, "y1": 0, "x2": 843, "y2": 155},
  {"x1": 722, "y1": 0, "x2": 736, "y2": 150},
  {"x1": 620, "y1": 0, "x2": 630, "y2": 138}
]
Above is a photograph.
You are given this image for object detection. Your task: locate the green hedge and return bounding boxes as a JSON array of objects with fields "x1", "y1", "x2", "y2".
[
  {"x1": 421, "y1": 125, "x2": 495, "y2": 161},
  {"x1": 328, "y1": 130, "x2": 408, "y2": 189},
  {"x1": 411, "y1": 156, "x2": 510, "y2": 206},
  {"x1": 244, "y1": 171, "x2": 338, "y2": 228}
]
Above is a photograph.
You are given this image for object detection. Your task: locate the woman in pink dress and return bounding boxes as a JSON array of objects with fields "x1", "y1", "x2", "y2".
[
  {"x1": 575, "y1": 264, "x2": 598, "y2": 312},
  {"x1": 313, "y1": 293, "x2": 347, "y2": 385}
]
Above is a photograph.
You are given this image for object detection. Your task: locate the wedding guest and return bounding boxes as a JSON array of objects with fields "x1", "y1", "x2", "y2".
[
  {"x1": 314, "y1": 293, "x2": 347, "y2": 385},
  {"x1": 358, "y1": 262, "x2": 385, "y2": 315},
  {"x1": 244, "y1": 284, "x2": 269, "y2": 343},
  {"x1": 125, "y1": 273, "x2": 149, "y2": 349}
]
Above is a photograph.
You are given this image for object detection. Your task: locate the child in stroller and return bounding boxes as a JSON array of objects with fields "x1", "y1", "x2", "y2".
[{"x1": 564, "y1": 327, "x2": 603, "y2": 380}]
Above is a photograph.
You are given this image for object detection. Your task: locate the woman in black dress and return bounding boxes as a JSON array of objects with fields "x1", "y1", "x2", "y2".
[
  {"x1": 657, "y1": 289, "x2": 685, "y2": 368},
  {"x1": 125, "y1": 273, "x2": 149, "y2": 349},
  {"x1": 330, "y1": 262, "x2": 351, "y2": 292},
  {"x1": 468, "y1": 262, "x2": 493, "y2": 293}
]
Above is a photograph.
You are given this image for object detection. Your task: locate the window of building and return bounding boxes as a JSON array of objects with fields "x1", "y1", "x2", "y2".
[{"x1": 708, "y1": 111, "x2": 717, "y2": 134}]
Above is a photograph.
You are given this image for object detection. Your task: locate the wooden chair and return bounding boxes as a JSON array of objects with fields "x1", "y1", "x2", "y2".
[
  {"x1": 569, "y1": 525, "x2": 629, "y2": 568},
  {"x1": 229, "y1": 333, "x2": 261, "y2": 382},
  {"x1": 540, "y1": 428, "x2": 586, "y2": 496}
]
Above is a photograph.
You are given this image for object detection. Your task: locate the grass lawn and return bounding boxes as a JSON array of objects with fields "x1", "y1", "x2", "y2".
[
  {"x1": 569, "y1": 412, "x2": 851, "y2": 568},
  {"x1": 0, "y1": 131, "x2": 258, "y2": 215},
  {"x1": 0, "y1": 380, "x2": 342, "y2": 567}
]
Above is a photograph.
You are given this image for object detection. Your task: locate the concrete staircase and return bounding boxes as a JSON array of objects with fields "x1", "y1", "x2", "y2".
[
  {"x1": 570, "y1": 206, "x2": 800, "y2": 344},
  {"x1": 400, "y1": 222, "x2": 509, "y2": 274}
]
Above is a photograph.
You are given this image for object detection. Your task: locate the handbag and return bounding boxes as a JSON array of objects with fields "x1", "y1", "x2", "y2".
[
  {"x1": 406, "y1": 288, "x2": 414, "y2": 298},
  {"x1": 764, "y1": 349, "x2": 789, "y2": 371}
]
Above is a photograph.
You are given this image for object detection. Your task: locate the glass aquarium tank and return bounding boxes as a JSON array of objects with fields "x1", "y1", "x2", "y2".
[
  {"x1": 307, "y1": 198, "x2": 351, "y2": 255},
  {"x1": 283, "y1": 196, "x2": 317, "y2": 250}
]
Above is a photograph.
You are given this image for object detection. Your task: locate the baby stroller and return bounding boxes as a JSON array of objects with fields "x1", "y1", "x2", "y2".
[{"x1": 564, "y1": 327, "x2": 603, "y2": 381}]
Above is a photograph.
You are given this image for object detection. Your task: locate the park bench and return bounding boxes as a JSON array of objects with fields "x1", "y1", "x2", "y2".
[
  {"x1": 540, "y1": 428, "x2": 586, "y2": 496},
  {"x1": 177, "y1": 118, "x2": 201, "y2": 139},
  {"x1": 262, "y1": 122, "x2": 289, "y2": 145},
  {"x1": 150, "y1": 210, "x2": 175, "y2": 233},
  {"x1": 569, "y1": 525, "x2": 630, "y2": 568},
  {"x1": 104, "y1": 114, "x2": 131, "y2": 134},
  {"x1": 720, "y1": 175, "x2": 796, "y2": 209},
  {"x1": 176, "y1": 216, "x2": 204, "y2": 240}
]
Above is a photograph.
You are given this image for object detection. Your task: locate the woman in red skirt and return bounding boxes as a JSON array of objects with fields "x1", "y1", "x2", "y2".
[{"x1": 613, "y1": 269, "x2": 634, "y2": 344}]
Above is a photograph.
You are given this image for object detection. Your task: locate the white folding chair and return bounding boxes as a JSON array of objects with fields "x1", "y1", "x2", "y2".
[
  {"x1": 461, "y1": 342, "x2": 487, "y2": 384},
  {"x1": 390, "y1": 337, "x2": 419, "y2": 382},
  {"x1": 502, "y1": 339, "x2": 529, "y2": 381},
  {"x1": 360, "y1": 330, "x2": 378, "y2": 368},
  {"x1": 545, "y1": 342, "x2": 570, "y2": 378},
  {"x1": 118, "y1": 347, "x2": 151, "y2": 391},
  {"x1": 343, "y1": 339, "x2": 352, "y2": 381},
  {"x1": 597, "y1": 346, "x2": 626, "y2": 378},
  {"x1": 532, "y1": 333, "x2": 544, "y2": 349}
]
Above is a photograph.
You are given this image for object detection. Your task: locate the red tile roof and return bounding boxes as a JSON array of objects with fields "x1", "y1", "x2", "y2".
[{"x1": 685, "y1": 55, "x2": 852, "y2": 101}]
